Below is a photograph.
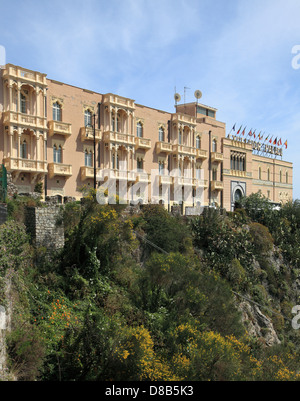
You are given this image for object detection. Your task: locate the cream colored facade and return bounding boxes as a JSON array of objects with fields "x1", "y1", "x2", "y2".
[{"x1": 0, "y1": 64, "x2": 293, "y2": 211}]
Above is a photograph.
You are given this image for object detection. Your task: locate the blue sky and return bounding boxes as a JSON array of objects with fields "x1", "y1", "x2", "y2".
[{"x1": 1, "y1": 0, "x2": 300, "y2": 198}]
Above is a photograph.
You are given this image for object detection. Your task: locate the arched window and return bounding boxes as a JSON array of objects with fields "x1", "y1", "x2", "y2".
[
  {"x1": 267, "y1": 168, "x2": 270, "y2": 181},
  {"x1": 136, "y1": 121, "x2": 143, "y2": 138},
  {"x1": 178, "y1": 129, "x2": 182, "y2": 145},
  {"x1": 196, "y1": 135, "x2": 201, "y2": 149},
  {"x1": 53, "y1": 102, "x2": 62, "y2": 121},
  {"x1": 84, "y1": 110, "x2": 92, "y2": 127},
  {"x1": 20, "y1": 140, "x2": 27, "y2": 159},
  {"x1": 258, "y1": 167, "x2": 262, "y2": 180},
  {"x1": 212, "y1": 139, "x2": 217, "y2": 152},
  {"x1": 53, "y1": 145, "x2": 62, "y2": 163},
  {"x1": 286, "y1": 171, "x2": 288, "y2": 184},
  {"x1": 159, "y1": 127, "x2": 165, "y2": 142},
  {"x1": 234, "y1": 188, "x2": 243, "y2": 202},
  {"x1": 158, "y1": 161, "x2": 164, "y2": 175},
  {"x1": 85, "y1": 150, "x2": 93, "y2": 167},
  {"x1": 20, "y1": 93, "x2": 27, "y2": 114}
]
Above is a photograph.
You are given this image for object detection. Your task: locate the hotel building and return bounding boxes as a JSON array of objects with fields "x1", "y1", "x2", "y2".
[{"x1": 0, "y1": 64, "x2": 293, "y2": 212}]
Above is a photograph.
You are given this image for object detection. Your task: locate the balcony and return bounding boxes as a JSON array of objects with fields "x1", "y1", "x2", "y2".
[
  {"x1": 136, "y1": 172, "x2": 151, "y2": 183},
  {"x1": 156, "y1": 141, "x2": 173, "y2": 154},
  {"x1": 80, "y1": 127, "x2": 102, "y2": 142},
  {"x1": 193, "y1": 178, "x2": 208, "y2": 188},
  {"x1": 3, "y1": 157, "x2": 47, "y2": 174},
  {"x1": 48, "y1": 121, "x2": 72, "y2": 137},
  {"x1": 211, "y1": 180, "x2": 224, "y2": 191},
  {"x1": 3, "y1": 64, "x2": 47, "y2": 86},
  {"x1": 48, "y1": 163, "x2": 72, "y2": 179},
  {"x1": 3, "y1": 111, "x2": 47, "y2": 130},
  {"x1": 135, "y1": 137, "x2": 151, "y2": 151},
  {"x1": 159, "y1": 175, "x2": 173, "y2": 185},
  {"x1": 211, "y1": 152, "x2": 224, "y2": 163},
  {"x1": 103, "y1": 93, "x2": 135, "y2": 111},
  {"x1": 174, "y1": 176, "x2": 194, "y2": 186},
  {"x1": 98, "y1": 169, "x2": 136, "y2": 182},
  {"x1": 80, "y1": 166, "x2": 101, "y2": 181},
  {"x1": 172, "y1": 144, "x2": 197, "y2": 157},
  {"x1": 103, "y1": 131, "x2": 135, "y2": 146},
  {"x1": 196, "y1": 149, "x2": 208, "y2": 160},
  {"x1": 172, "y1": 113, "x2": 197, "y2": 127},
  {"x1": 230, "y1": 170, "x2": 247, "y2": 178}
]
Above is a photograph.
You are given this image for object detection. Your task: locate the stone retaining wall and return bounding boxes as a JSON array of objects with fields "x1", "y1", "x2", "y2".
[{"x1": 25, "y1": 206, "x2": 64, "y2": 250}]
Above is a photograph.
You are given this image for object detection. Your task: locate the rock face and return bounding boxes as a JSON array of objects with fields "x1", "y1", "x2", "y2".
[{"x1": 238, "y1": 301, "x2": 281, "y2": 346}]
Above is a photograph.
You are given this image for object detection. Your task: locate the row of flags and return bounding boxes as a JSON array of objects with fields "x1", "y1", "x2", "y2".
[{"x1": 229, "y1": 124, "x2": 288, "y2": 149}]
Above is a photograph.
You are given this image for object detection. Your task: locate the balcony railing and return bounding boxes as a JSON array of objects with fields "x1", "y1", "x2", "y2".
[
  {"x1": 211, "y1": 152, "x2": 224, "y2": 163},
  {"x1": 103, "y1": 131, "x2": 135, "y2": 146},
  {"x1": 98, "y1": 169, "x2": 136, "y2": 182},
  {"x1": 48, "y1": 121, "x2": 72, "y2": 137},
  {"x1": 3, "y1": 64, "x2": 47, "y2": 85},
  {"x1": 196, "y1": 149, "x2": 208, "y2": 160},
  {"x1": 3, "y1": 157, "x2": 47, "y2": 173},
  {"x1": 80, "y1": 166, "x2": 101, "y2": 181},
  {"x1": 3, "y1": 111, "x2": 47, "y2": 129},
  {"x1": 159, "y1": 175, "x2": 173, "y2": 185},
  {"x1": 103, "y1": 94, "x2": 135, "y2": 110},
  {"x1": 211, "y1": 180, "x2": 224, "y2": 191},
  {"x1": 136, "y1": 172, "x2": 151, "y2": 183},
  {"x1": 174, "y1": 176, "x2": 194, "y2": 186},
  {"x1": 48, "y1": 162, "x2": 72, "y2": 179},
  {"x1": 193, "y1": 178, "x2": 208, "y2": 188},
  {"x1": 80, "y1": 127, "x2": 102, "y2": 142},
  {"x1": 172, "y1": 144, "x2": 197, "y2": 157},
  {"x1": 135, "y1": 137, "x2": 151, "y2": 150},
  {"x1": 156, "y1": 141, "x2": 173, "y2": 154}
]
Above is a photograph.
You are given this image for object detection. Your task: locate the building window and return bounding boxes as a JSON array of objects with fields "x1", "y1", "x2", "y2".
[
  {"x1": 267, "y1": 168, "x2": 270, "y2": 181},
  {"x1": 212, "y1": 139, "x2": 217, "y2": 152},
  {"x1": 230, "y1": 151, "x2": 246, "y2": 172},
  {"x1": 84, "y1": 110, "x2": 92, "y2": 127},
  {"x1": 137, "y1": 158, "x2": 143, "y2": 170},
  {"x1": 85, "y1": 150, "x2": 93, "y2": 167},
  {"x1": 159, "y1": 161, "x2": 164, "y2": 176},
  {"x1": 53, "y1": 102, "x2": 62, "y2": 122},
  {"x1": 53, "y1": 145, "x2": 62, "y2": 163},
  {"x1": 20, "y1": 140, "x2": 27, "y2": 159},
  {"x1": 258, "y1": 167, "x2": 262, "y2": 180},
  {"x1": 159, "y1": 127, "x2": 165, "y2": 142},
  {"x1": 280, "y1": 170, "x2": 282, "y2": 183},
  {"x1": 286, "y1": 171, "x2": 288, "y2": 184},
  {"x1": 20, "y1": 93, "x2": 27, "y2": 114},
  {"x1": 137, "y1": 122, "x2": 143, "y2": 138},
  {"x1": 196, "y1": 135, "x2": 201, "y2": 149},
  {"x1": 212, "y1": 168, "x2": 217, "y2": 181},
  {"x1": 178, "y1": 129, "x2": 182, "y2": 145}
]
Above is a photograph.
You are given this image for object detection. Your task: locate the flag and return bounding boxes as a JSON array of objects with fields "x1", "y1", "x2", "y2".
[
  {"x1": 258, "y1": 132, "x2": 264, "y2": 140},
  {"x1": 248, "y1": 129, "x2": 253, "y2": 136},
  {"x1": 265, "y1": 134, "x2": 269, "y2": 141},
  {"x1": 232, "y1": 124, "x2": 236, "y2": 131},
  {"x1": 237, "y1": 125, "x2": 242, "y2": 135},
  {"x1": 253, "y1": 130, "x2": 256, "y2": 139},
  {"x1": 273, "y1": 137, "x2": 277, "y2": 145},
  {"x1": 284, "y1": 140, "x2": 288, "y2": 149},
  {"x1": 242, "y1": 127, "x2": 246, "y2": 136},
  {"x1": 277, "y1": 138, "x2": 282, "y2": 146},
  {"x1": 269, "y1": 135, "x2": 273, "y2": 143}
]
